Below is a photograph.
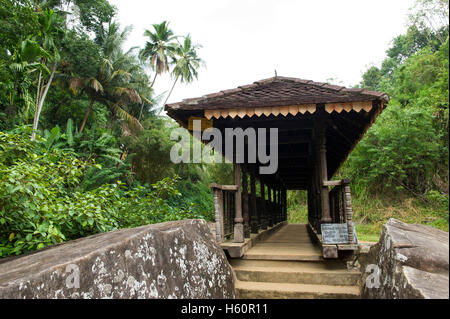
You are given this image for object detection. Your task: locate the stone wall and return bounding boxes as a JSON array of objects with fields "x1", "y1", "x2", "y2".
[
  {"x1": 0, "y1": 219, "x2": 235, "y2": 299},
  {"x1": 361, "y1": 218, "x2": 449, "y2": 299}
]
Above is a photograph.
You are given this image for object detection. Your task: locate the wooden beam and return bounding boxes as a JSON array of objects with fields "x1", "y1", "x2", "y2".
[
  {"x1": 278, "y1": 153, "x2": 309, "y2": 159},
  {"x1": 322, "y1": 180, "x2": 343, "y2": 187},
  {"x1": 210, "y1": 183, "x2": 238, "y2": 191}
]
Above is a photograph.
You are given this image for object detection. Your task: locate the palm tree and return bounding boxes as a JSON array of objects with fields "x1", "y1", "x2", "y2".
[
  {"x1": 9, "y1": 37, "x2": 51, "y2": 122},
  {"x1": 70, "y1": 23, "x2": 143, "y2": 134},
  {"x1": 162, "y1": 35, "x2": 203, "y2": 107},
  {"x1": 31, "y1": 8, "x2": 65, "y2": 140},
  {"x1": 139, "y1": 21, "x2": 178, "y2": 119}
]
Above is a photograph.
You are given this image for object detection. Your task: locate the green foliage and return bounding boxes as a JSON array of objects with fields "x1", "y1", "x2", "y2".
[
  {"x1": 0, "y1": 0, "x2": 211, "y2": 259},
  {"x1": 0, "y1": 128, "x2": 204, "y2": 257},
  {"x1": 287, "y1": 191, "x2": 308, "y2": 224},
  {"x1": 349, "y1": 11, "x2": 448, "y2": 199},
  {"x1": 343, "y1": 103, "x2": 441, "y2": 193}
]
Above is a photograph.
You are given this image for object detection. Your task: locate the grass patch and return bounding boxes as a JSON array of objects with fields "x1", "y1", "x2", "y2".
[{"x1": 286, "y1": 189, "x2": 449, "y2": 242}]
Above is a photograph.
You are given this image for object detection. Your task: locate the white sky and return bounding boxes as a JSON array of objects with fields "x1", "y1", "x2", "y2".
[{"x1": 109, "y1": 0, "x2": 416, "y2": 106}]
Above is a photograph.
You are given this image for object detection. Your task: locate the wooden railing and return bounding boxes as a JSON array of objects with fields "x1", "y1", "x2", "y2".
[
  {"x1": 211, "y1": 182, "x2": 287, "y2": 243},
  {"x1": 211, "y1": 184, "x2": 237, "y2": 243}
]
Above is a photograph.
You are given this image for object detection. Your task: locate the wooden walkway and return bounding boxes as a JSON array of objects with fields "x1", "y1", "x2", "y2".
[
  {"x1": 230, "y1": 224, "x2": 361, "y2": 299},
  {"x1": 242, "y1": 224, "x2": 323, "y2": 261}
]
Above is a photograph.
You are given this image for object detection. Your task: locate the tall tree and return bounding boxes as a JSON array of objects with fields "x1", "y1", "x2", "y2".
[
  {"x1": 70, "y1": 23, "x2": 142, "y2": 134},
  {"x1": 31, "y1": 8, "x2": 65, "y2": 140},
  {"x1": 162, "y1": 35, "x2": 203, "y2": 107},
  {"x1": 138, "y1": 21, "x2": 177, "y2": 119},
  {"x1": 9, "y1": 37, "x2": 50, "y2": 121}
]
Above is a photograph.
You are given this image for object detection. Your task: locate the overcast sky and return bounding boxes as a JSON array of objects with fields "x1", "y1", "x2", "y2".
[{"x1": 109, "y1": 0, "x2": 416, "y2": 106}]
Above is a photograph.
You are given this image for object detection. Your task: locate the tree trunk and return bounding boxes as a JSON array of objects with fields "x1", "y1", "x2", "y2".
[
  {"x1": 162, "y1": 75, "x2": 179, "y2": 108},
  {"x1": 150, "y1": 72, "x2": 158, "y2": 88},
  {"x1": 138, "y1": 102, "x2": 145, "y2": 122},
  {"x1": 31, "y1": 63, "x2": 57, "y2": 141},
  {"x1": 79, "y1": 97, "x2": 95, "y2": 134},
  {"x1": 138, "y1": 72, "x2": 158, "y2": 121},
  {"x1": 35, "y1": 70, "x2": 42, "y2": 118}
]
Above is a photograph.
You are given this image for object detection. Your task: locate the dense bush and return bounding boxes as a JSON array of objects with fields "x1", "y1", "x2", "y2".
[{"x1": 0, "y1": 127, "x2": 202, "y2": 257}]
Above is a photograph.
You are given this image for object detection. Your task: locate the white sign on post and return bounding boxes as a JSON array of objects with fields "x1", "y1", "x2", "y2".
[{"x1": 321, "y1": 223, "x2": 358, "y2": 244}]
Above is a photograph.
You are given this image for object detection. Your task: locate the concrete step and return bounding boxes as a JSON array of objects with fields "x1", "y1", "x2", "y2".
[
  {"x1": 242, "y1": 243, "x2": 323, "y2": 261},
  {"x1": 235, "y1": 280, "x2": 361, "y2": 299},
  {"x1": 230, "y1": 259, "x2": 360, "y2": 286}
]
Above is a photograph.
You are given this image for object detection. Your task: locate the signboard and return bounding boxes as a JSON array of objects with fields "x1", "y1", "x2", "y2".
[{"x1": 321, "y1": 223, "x2": 358, "y2": 244}]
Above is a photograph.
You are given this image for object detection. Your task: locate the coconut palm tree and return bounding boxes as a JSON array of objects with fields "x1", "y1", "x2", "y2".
[
  {"x1": 9, "y1": 37, "x2": 51, "y2": 123},
  {"x1": 162, "y1": 35, "x2": 203, "y2": 107},
  {"x1": 31, "y1": 8, "x2": 65, "y2": 140},
  {"x1": 70, "y1": 23, "x2": 143, "y2": 134},
  {"x1": 138, "y1": 21, "x2": 178, "y2": 119}
]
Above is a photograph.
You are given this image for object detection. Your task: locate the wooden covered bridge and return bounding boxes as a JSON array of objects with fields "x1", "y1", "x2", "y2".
[{"x1": 166, "y1": 76, "x2": 389, "y2": 298}]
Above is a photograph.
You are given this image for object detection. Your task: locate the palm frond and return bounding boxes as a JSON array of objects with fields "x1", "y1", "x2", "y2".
[{"x1": 109, "y1": 103, "x2": 144, "y2": 132}]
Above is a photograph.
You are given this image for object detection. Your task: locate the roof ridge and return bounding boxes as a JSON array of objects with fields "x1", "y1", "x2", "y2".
[{"x1": 166, "y1": 75, "x2": 389, "y2": 109}]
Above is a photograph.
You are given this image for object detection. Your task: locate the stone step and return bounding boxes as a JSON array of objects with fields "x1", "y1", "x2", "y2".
[
  {"x1": 235, "y1": 280, "x2": 361, "y2": 299},
  {"x1": 242, "y1": 243, "x2": 323, "y2": 261},
  {"x1": 230, "y1": 259, "x2": 360, "y2": 286}
]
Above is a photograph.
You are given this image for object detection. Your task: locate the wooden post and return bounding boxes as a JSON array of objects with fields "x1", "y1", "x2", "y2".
[
  {"x1": 343, "y1": 179, "x2": 355, "y2": 244},
  {"x1": 260, "y1": 177, "x2": 267, "y2": 229},
  {"x1": 250, "y1": 166, "x2": 258, "y2": 233},
  {"x1": 242, "y1": 165, "x2": 250, "y2": 238},
  {"x1": 212, "y1": 186, "x2": 224, "y2": 243},
  {"x1": 279, "y1": 188, "x2": 282, "y2": 222},
  {"x1": 267, "y1": 185, "x2": 273, "y2": 227},
  {"x1": 274, "y1": 185, "x2": 278, "y2": 224},
  {"x1": 318, "y1": 122, "x2": 332, "y2": 223},
  {"x1": 234, "y1": 163, "x2": 244, "y2": 243}
]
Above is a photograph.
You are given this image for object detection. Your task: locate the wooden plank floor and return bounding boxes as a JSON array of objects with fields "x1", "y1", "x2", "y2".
[{"x1": 242, "y1": 224, "x2": 324, "y2": 261}]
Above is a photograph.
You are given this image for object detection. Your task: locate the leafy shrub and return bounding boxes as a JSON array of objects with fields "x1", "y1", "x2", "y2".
[
  {"x1": 0, "y1": 127, "x2": 201, "y2": 257},
  {"x1": 342, "y1": 103, "x2": 442, "y2": 194}
]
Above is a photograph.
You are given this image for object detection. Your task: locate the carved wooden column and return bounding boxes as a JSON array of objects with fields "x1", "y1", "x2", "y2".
[
  {"x1": 250, "y1": 166, "x2": 258, "y2": 233},
  {"x1": 279, "y1": 187, "x2": 283, "y2": 222},
  {"x1": 212, "y1": 186, "x2": 224, "y2": 242},
  {"x1": 242, "y1": 164, "x2": 250, "y2": 238},
  {"x1": 267, "y1": 185, "x2": 273, "y2": 227},
  {"x1": 343, "y1": 179, "x2": 355, "y2": 244},
  {"x1": 233, "y1": 163, "x2": 244, "y2": 242},
  {"x1": 260, "y1": 177, "x2": 267, "y2": 230},
  {"x1": 278, "y1": 187, "x2": 282, "y2": 223},
  {"x1": 274, "y1": 185, "x2": 278, "y2": 224},
  {"x1": 318, "y1": 122, "x2": 332, "y2": 224}
]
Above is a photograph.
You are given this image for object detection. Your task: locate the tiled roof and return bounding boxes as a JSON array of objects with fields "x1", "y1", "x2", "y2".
[{"x1": 165, "y1": 76, "x2": 389, "y2": 111}]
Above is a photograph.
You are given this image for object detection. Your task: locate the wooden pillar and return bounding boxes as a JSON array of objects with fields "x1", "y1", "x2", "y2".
[
  {"x1": 343, "y1": 179, "x2": 355, "y2": 244},
  {"x1": 233, "y1": 163, "x2": 244, "y2": 242},
  {"x1": 260, "y1": 178, "x2": 267, "y2": 229},
  {"x1": 311, "y1": 140, "x2": 321, "y2": 233},
  {"x1": 283, "y1": 188, "x2": 287, "y2": 221},
  {"x1": 278, "y1": 187, "x2": 282, "y2": 223},
  {"x1": 242, "y1": 165, "x2": 250, "y2": 238},
  {"x1": 250, "y1": 166, "x2": 258, "y2": 233},
  {"x1": 267, "y1": 185, "x2": 273, "y2": 227},
  {"x1": 279, "y1": 188, "x2": 283, "y2": 222},
  {"x1": 212, "y1": 186, "x2": 224, "y2": 243},
  {"x1": 274, "y1": 185, "x2": 278, "y2": 224},
  {"x1": 318, "y1": 122, "x2": 332, "y2": 224}
]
